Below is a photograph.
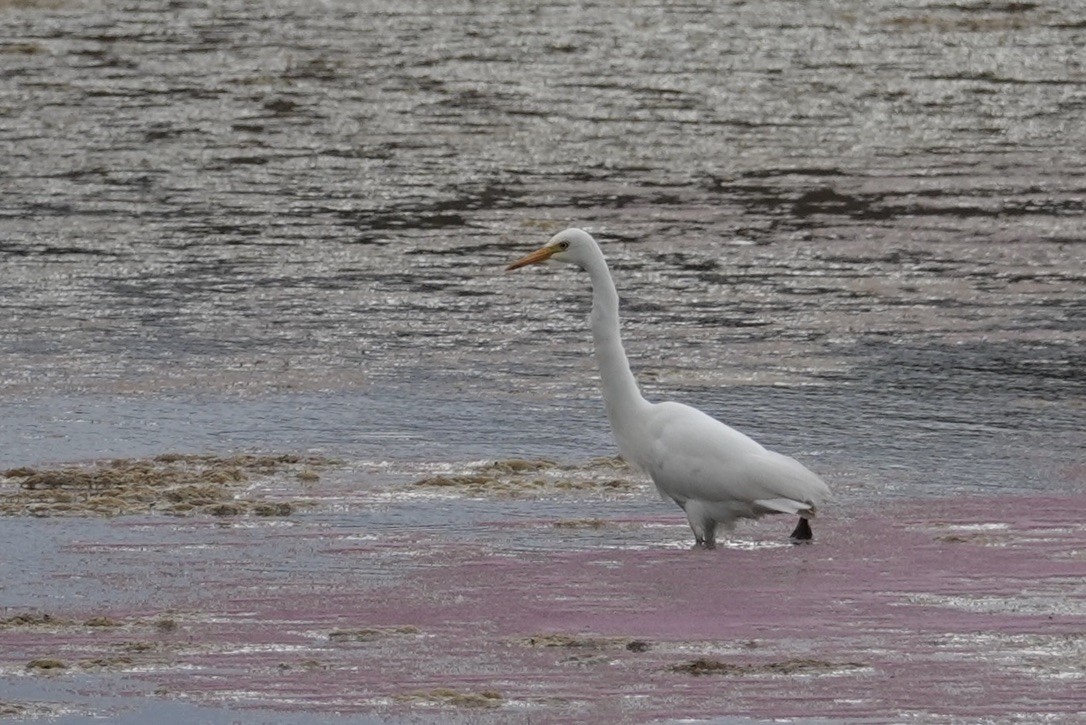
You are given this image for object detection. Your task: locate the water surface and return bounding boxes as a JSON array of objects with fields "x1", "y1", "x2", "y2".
[{"x1": 0, "y1": 0, "x2": 1084, "y2": 721}]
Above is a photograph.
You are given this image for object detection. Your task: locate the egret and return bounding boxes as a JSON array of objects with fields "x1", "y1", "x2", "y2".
[{"x1": 506, "y1": 228, "x2": 830, "y2": 549}]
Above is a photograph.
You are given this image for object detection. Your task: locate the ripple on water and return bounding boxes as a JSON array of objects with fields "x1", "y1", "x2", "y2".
[{"x1": 3, "y1": 3, "x2": 1084, "y2": 722}]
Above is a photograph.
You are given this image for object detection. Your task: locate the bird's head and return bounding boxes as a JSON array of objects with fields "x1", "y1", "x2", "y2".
[{"x1": 506, "y1": 228, "x2": 598, "y2": 272}]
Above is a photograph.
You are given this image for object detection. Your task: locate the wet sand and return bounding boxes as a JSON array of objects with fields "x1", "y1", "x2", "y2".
[{"x1": 1, "y1": 459, "x2": 1083, "y2": 722}]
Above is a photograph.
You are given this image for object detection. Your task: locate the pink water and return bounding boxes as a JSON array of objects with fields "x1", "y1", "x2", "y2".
[{"x1": 2, "y1": 492, "x2": 1082, "y2": 722}]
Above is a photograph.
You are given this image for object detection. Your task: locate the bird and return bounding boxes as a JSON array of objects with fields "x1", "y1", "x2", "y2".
[{"x1": 506, "y1": 228, "x2": 830, "y2": 549}]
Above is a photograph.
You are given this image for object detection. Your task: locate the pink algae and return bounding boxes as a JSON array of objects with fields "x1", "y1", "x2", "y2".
[{"x1": 0, "y1": 493, "x2": 1083, "y2": 722}]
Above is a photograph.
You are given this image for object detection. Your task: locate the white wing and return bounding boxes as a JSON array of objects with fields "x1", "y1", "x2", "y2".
[{"x1": 640, "y1": 401, "x2": 830, "y2": 513}]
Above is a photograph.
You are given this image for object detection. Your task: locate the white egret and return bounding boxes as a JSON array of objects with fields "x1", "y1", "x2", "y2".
[{"x1": 507, "y1": 228, "x2": 830, "y2": 549}]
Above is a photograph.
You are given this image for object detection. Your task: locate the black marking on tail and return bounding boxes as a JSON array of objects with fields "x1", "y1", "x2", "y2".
[{"x1": 790, "y1": 517, "x2": 813, "y2": 543}]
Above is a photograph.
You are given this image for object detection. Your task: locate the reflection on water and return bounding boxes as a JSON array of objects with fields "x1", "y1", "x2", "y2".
[{"x1": 0, "y1": 1, "x2": 1082, "y2": 498}]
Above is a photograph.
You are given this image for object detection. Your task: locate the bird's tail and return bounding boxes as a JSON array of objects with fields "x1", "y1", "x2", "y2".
[{"x1": 754, "y1": 497, "x2": 816, "y2": 517}]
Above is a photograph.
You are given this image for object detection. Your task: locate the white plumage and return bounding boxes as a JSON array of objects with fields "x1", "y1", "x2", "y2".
[{"x1": 507, "y1": 228, "x2": 830, "y2": 549}]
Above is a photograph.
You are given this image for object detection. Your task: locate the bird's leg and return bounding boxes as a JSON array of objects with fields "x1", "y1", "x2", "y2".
[
  {"x1": 684, "y1": 504, "x2": 717, "y2": 550},
  {"x1": 691, "y1": 535, "x2": 715, "y2": 550},
  {"x1": 702, "y1": 519, "x2": 717, "y2": 549},
  {"x1": 790, "y1": 517, "x2": 813, "y2": 543},
  {"x1": 690, "y1": 526, "x2": 710, "y2": 549}
]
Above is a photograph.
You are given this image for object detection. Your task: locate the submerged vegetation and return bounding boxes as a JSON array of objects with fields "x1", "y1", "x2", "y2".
[
  {"x1": 520, "y1": 633, "x2": 651, "y2": 651},
  {"x1": 2, "y1": 610, "x2": 188, "y2": 679},
  {"x1": 672, "y1": 657, "x2": 867, "y2": 677},
  {"x1": 397, "y1": 688, "x2": 504, "y2": 709},
  {"x1": 410, "y1": 456, "x2": 636, "y2": 498},
  {"x1": 327, "y1": 626, "x2": 421, "y2": 643},
  {"x1": 0, "y1": 454, "x2": 330, "y2": 517}
]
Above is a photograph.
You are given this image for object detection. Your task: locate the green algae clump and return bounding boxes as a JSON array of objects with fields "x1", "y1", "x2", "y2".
[
  {"x1": 672, "y1": 657, "x2": 866, "y2": 676},
  {"x1": 521, "y1": 633, "x2": 652, "y2": 651},
  {"x1": 26, "y1": 658, "x2": 67, "y2": 672},
  {"x1": 400, "y1": 688, "x2": 503, "y2": 709},
  {"x1": 409, "y1": 457, "x2": 638, "y2": 499},
  {"x1": 0, "y1": 454, "x2": 329, "y2": 517},
  {"x1": 328, "y1": 625, "x2": 420, "y2": 643}
]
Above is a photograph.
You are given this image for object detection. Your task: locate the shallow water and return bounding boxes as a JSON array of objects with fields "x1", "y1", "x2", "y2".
[
  {"x1": 0, "y1": 0, "x2": 1084, "y2": 721},
  {"x1": 2, "y1": 494, "x2": 1083, "y2": 722}
]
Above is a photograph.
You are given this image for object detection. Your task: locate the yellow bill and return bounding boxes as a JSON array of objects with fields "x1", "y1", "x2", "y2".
[{"x1": 506, "y1": 244, "x2": 557, "y2": 271}]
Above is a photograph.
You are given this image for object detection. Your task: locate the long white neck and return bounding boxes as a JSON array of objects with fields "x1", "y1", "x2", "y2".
[{"x1": 581, "y1": 251, "x2": 652, "y2": 457}]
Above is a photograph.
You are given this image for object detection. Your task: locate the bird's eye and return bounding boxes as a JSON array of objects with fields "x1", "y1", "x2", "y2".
[{"x1": 557, "y1": 241, "x2": 570, "y2": 251}]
